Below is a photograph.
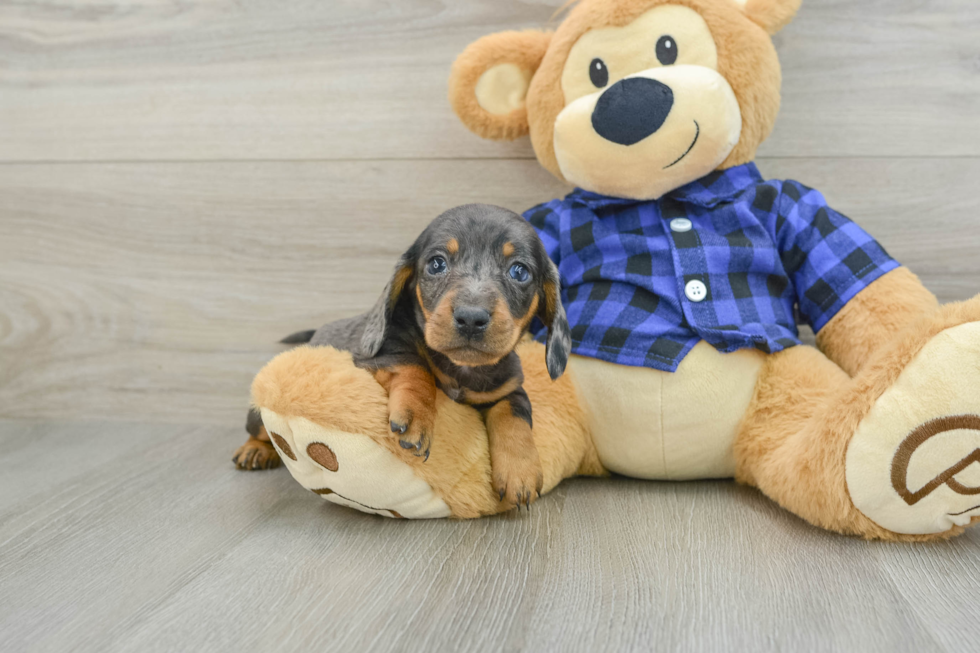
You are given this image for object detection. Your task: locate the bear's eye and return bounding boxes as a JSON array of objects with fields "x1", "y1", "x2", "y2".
[
  {"x1": 656, "y1": 35, "x2": 678, "y2": 65},
  {"x1": 589, "y1": 58, "x2": 609, "y2": 88}
]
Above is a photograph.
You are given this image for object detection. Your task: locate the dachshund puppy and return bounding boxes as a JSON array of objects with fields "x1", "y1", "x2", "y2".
[{"x1": 235, "y1": 204, "x2": 571, "y2": 510}]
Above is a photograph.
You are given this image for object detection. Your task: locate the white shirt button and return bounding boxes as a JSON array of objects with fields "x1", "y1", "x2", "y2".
[
  {"x1": 685, "y1": 279, "x2": 708, "y2": 302},
  {"x1": 670, "y1": 218, "x2": 693, "y2": 233}
]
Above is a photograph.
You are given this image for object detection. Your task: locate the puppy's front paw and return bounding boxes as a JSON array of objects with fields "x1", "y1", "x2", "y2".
[
  {"x1": 233, "y1": 438, "x2": 281, "y2": 471},
  {"x1": 491, "y1": 448, "x2": 544, "y2": 512},
  {"x1": 389, "y1": 407, "x2": 433, "y2": 461},
  {"x1": 376, "y1": 365, "x2": 437, "y2": 462}
]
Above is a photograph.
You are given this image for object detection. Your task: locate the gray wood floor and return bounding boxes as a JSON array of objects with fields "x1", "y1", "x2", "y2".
[{"x1": 1, "y1": 1, "x2": 979, "y2": 651}]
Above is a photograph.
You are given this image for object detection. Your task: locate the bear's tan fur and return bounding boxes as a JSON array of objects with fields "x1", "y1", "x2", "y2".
[{"x1": 251, "y1": 0, "x2": 980, "y2": 540}]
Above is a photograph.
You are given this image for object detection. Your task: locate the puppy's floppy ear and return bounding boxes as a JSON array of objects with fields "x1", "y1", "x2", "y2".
[
  {"x1": 449, "y1": 30, "x2": 552, "y2": 141},
  {"x1": 537, "y1": 255, "x2": 571, "y2": 381},
  {"x1": 359, "y1": 248, "x2": 417, "y2": 358},
  {"x1": 730, "y1": 0, "x2": 802, "y2": 35}
]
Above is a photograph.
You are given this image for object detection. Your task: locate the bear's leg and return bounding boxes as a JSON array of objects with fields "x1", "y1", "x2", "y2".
[
  {"x1": 735, "y1": 297, "x2": 980, "y2": 541},
  {"x1": 250, "y1": 341, "x2": 598, "y2": 519},
  {"x1": 733, "y1": 346, "x2": 863, "y2": 534}
]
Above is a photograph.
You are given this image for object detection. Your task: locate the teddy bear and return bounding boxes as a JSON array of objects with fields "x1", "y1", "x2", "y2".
[{"x1": 245, "y1": 0, "x2": 980, "y2": 541}]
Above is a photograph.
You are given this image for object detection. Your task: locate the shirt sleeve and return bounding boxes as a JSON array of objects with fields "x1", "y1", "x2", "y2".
[
  {"x1": 523, "y1": 200, "x2": 563, "y2": 338},
  {"x1": 767, "y1": 180, "x2": 900, "y2": 332}
]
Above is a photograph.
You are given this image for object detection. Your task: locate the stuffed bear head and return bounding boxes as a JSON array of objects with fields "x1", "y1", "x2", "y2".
[{"x1": 449, "y1": 0, "x2": 800, "y2": 200}]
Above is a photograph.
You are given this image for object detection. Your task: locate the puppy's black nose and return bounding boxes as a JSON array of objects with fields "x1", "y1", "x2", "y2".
[
  {"x1": 591, "y1": 77, "x2": 674, "y2": 146},
  {"x1": 454, "y1": 306, "x2": 490, "y2": 339}
]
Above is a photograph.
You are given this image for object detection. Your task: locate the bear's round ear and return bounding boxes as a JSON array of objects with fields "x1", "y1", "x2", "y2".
[
  {"x1": 449, "y1": 30, "x2": 552, "y2": 141},
  {"x1": 731, "y1": 0, "x2": 802, "y2": 35}
]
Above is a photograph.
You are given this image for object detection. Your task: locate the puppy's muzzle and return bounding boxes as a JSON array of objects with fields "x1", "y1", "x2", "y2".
[
  {"x1": 591, "y1": 77, "x2": 674, "y2": 146},
  {"x1": 453, "y1": 305, "x2": 490, "y2": 341}
]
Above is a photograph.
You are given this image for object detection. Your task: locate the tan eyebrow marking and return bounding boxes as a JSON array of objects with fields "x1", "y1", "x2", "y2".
[
  {"x1": 502, "y1": 241, "x2": 515, "y2": 257},
  {"x1": 446, "y1": 238, "x2": 459, "y2": 255}
]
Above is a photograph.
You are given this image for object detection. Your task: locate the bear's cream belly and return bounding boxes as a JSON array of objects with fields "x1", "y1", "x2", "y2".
[{"x1": 568, "y1": 341, "x2": 765, "y2": 480}]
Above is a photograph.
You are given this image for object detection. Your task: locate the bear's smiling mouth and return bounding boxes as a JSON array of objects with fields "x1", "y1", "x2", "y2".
[{"x1": 663, "y1": 120, "x2": 700, "y2": 169}]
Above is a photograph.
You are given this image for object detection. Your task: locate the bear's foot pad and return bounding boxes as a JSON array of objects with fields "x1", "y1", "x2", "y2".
[
  {"x1": 847, "y1": 322, "x2": 980, "y2": 534},
  {"x1": 260, "y1": 408, "x2": 451, "y2": 519}
]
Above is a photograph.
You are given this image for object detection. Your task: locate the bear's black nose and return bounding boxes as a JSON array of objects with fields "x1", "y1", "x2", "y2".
[{"x1": 591, "y1": 77, "x2": 674, "y2": 146}]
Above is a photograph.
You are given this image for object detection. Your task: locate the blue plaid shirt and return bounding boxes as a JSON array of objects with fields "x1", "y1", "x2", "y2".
[{"x1": 524, "y1": 162, "x2": 899, "y2": 372}]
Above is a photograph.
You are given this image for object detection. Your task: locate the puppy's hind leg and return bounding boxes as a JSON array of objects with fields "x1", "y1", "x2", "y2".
[{"x1": 233, "y1": 407, "x2": 283, "y2": 471}]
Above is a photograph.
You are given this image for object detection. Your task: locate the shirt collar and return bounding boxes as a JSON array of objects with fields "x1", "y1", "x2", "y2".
[{"x1": 566, "y1": 162, "x2": 764, "y2": 211}]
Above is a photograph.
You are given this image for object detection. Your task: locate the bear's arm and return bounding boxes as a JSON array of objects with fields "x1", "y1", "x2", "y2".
[
  {"x1": 767, "y1": 180, "x2": 938, "y2": 375},
  {"x1": 815, "y1": 267, "x2": 938, "y2": 376}
]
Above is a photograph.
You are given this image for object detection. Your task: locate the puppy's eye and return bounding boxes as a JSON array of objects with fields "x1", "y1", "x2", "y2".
[
  {"x1": 656, "y1": 36, "x2": 678, "y2": 65},
  {"x1": 427, "y1": 256, "x2": 448, "y2": 275},
  {"x1": 508, "y1": 263, "x2": 530, "y2": 283},
  {"x1": 589, "y1": 58, "x2": 609, "y2": 88}
]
